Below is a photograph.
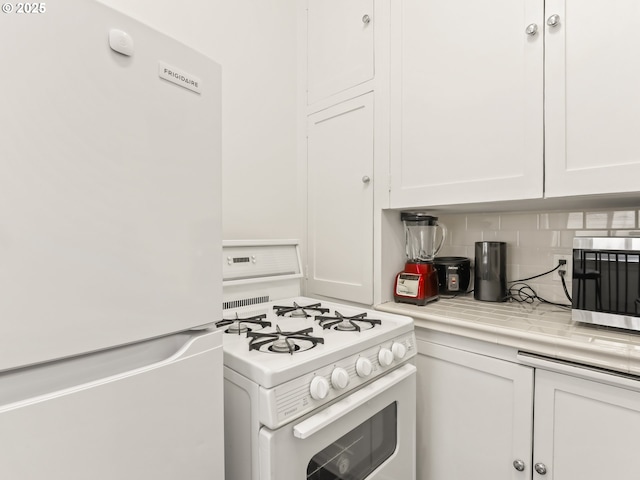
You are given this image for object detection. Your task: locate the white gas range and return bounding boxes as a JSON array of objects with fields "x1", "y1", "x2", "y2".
[{"x1": 220, "y1": 240, "x2": 417, "y2": 480}]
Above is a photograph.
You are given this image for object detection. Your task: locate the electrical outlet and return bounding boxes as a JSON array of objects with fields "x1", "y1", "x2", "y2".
[{"x1": 553, "y1": 254, "x2": 572, "y2": 282}]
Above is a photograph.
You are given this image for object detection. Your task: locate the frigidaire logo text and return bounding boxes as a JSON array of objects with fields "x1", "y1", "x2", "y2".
[
  {"x1": 163, "y1": 68, "x2": 199, "y2": 89},
  {"x1": 158, "y1": 62, "x2": 202, "y2": 94}
]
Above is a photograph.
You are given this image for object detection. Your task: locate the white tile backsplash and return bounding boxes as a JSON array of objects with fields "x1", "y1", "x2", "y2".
[
  {"x1": 585, "y1": 210, "x2": 637, "y2": 229},
  {"x1": 611, "y1": 210, "x2": 636, "y2": 228},
  {"x1": 466, "y1": 215, "x2": 500, "y2": 230},
  {"x1": 500, "y1": 212, "x2": 538, "y2": 230},
  {"x1": 437, "y1": 208, "x2": 640, "y2": 304},
  {"x1": 539, "y1": 211, "x2": 584, "y2": 230},
  {"x1": 585, "y1": 211, "x2": 610, "y2": 229}
]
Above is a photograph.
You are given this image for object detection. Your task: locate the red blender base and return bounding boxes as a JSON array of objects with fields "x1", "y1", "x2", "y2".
[{"x1": 394, "y1": 262, "x2": 440, "y2": 306}]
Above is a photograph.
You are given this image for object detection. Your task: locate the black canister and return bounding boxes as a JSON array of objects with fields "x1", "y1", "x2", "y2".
[{"x1": 474, "y1": 241, "x2": 508, "y2": 302}]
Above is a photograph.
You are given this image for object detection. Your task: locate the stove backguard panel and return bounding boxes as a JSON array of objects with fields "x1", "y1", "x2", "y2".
[{"x1": 222, "y1": 240, "x2": 303, "y2": 308}]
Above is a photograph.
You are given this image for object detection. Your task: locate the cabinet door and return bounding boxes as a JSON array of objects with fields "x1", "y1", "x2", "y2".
[
  {"x1": 307, "y1": 0, "x2": 374, "y2": 104},
  {"x1": 545, "y1": 0, "x2": 640, "y2": 197},
  {"x1": 416, "y1": 341, "x2": 534, "y2": 480},
  {"x1": 534, "y1": 369, "x2": 640, "y2": 480},
  {"x1": 307, "y1": 94, "x2": 374, "y2": 304},
  {"x1": 390, "y1": 0, "x2": 543, "y2": 208}
]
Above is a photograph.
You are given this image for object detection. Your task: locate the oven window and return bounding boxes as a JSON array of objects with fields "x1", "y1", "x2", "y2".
[{"x1": 306, "y1": 402, "x2": 397, "y2": 480}]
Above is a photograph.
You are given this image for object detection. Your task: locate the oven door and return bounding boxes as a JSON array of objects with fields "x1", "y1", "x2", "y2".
[{"x1": 259, "y1": 363, "x2": 416, "y2": 480}]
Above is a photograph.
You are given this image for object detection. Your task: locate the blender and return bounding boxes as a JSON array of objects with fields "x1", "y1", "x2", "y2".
[{"x1": 394, "y1": 212, "x2": 446, "y2": 305}]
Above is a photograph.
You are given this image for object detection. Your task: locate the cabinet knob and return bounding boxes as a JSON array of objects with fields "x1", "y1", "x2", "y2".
[
  {"x1": 362, "y1": 175, "x2": 371, "y2": 184},
  {"x1": 534, "y1": 463, "x2": 548, "y2": 475},
  {"x1": 362, "y1": 14, "x2": 371, "y2": 25},
  {"x1": 513, "y1": 459, "x2": 525, "y2": 472},
  {"x1": 525, "y1": 23, "x2": 538, "y2": 36},
  {"x1": 546, "y1": 14, "x2": 560, "y2": 27}
]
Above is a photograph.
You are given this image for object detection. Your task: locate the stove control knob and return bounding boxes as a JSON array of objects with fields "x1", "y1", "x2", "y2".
[
  {"x1": 378, "y1": 348, "x2": 394, "y2": 367},
  {"x1": 331, "y1": 367, "x2": 350, "y2": 389},
  {"x1": 355, "y1": 357, "x2": 373, "y2": 377},
  {"x1": 310, "y1": 376, "x2": 330, "y2": 400},
  {"x1": 391, "y1": 342, "x2": 407, "y2": 360}
]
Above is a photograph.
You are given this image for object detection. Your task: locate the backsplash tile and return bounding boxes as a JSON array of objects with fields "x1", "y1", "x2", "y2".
[
  {"x1": 585, "y1": 211, "x2": 610, "y2": 229},
  {"x1": 586, "y1": 210, "x2": 637, "y2": 229},
  {"x1": 500, "y1": 212, "x2": 538, "y2": 230},
  {"x1": 539, "y1": 212, "x2": 584, "y2": 230},
  {"x1": 437, "y1": 208, "x2": 640, "y2": 304},
  {"x1": 612, "y1": 210, "x2": 636, "y2": 228},
  {"x1": 466, "y1": 215, "x2": 499, "y2": 230},
  {"x1": 487, "y1": 230, "x2": 518, "y2": 244},
  {"x1": 517, "y1": 230, "x2": 561, "y2": 248}
]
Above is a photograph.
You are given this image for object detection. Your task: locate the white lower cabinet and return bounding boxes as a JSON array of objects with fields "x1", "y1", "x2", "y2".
[
  {"x1": 416, "y1": 340, "x2": 534, "y2": 480},
  {"x1": 417, "y1": 335, "x2": 640, "y2": 480},
  {"x1": 533, "y1": 369, "x2": 640, "y2": 480}
]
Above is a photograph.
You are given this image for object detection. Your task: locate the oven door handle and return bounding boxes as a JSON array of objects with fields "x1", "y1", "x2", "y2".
[{"x1": 292, "y1": 363, "x2": 416, "y2": 440}]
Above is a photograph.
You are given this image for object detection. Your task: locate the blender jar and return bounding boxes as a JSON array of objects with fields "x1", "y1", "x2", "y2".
[{"x1": 401, "y1": 212, "x2": 446, "y2": 262}]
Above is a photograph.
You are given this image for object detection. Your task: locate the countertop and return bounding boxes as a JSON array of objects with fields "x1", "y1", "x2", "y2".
[{"x1": 376, "y1": 295, "x2": 640, "y2": 376}]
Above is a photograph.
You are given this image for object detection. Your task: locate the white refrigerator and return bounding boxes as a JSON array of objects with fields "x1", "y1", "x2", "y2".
[{"x1": 0, "y1": 1, "x2": 224, "y2": 478}]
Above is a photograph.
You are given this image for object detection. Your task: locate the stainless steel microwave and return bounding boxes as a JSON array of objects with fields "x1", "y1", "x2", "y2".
[{"x1": 572, "y1": 237, "x2": 640, "y2": 331}]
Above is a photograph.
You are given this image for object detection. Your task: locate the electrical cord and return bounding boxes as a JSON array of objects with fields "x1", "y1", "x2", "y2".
[
  {"x1": 511, "y1": 263, "x2": 561, "y2": 283},
  {"x1": 559, "y1": 270, "x2": 573, "y2": 303},
  {"x1": 507, "y1": 263, "x2": 572, "y2": 308},
  {"x1": 441, "y1": 263, "x2": 573, "y2": 307}
]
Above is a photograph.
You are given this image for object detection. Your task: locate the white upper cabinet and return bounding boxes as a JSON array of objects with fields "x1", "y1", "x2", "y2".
[
  {"x1": 307, "y1": 0, "x2": 374, "y2": 105},
  {"x1": 389, "y1": 0, "x2": 544, "y2": 208},
  {"x1": 307, "y1": 94, "x2": 374, "y2": 304},
  {"x1": 545, "y1": 0, "x2": 640, "y2": 197}
]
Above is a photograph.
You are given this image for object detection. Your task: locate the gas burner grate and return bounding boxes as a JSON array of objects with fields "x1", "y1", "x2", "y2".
[
  {"x1": 273, "y1": 302, "x2": 329, "y2": 318},
  {"x1": 247, "y1": 325, "x2": 324, "y2": 355},
  {"x1": 215, "y1": 313, "x2": 271, "y2": 335},
  {"x1": 315, "y1": 311, "x2": 382, "y2": 332}
]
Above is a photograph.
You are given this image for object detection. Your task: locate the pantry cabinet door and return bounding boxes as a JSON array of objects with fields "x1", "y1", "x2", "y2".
[
  {"x1": 545, "y1": 0, "x2": 640, "y2": 197},
  {"x1": 307, "y1": 0, "x2": 374, "y2": 105},
  {"x1": 533, "y1": 369, "x2": 640, "y2": 479},
  {"x1": 416, "y1": 340, "x2": 534, "y2": 480},
  {"x1": 307, "y1": 94, "x2": 374, "y2": 304},
  {"x1": 389, "y1": 0, "x2": 543, "y2": 208}
]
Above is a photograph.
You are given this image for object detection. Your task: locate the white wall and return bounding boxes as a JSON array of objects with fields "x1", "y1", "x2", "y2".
[{"x1": 98, "y1": 0, "x2": 299, "y2": 240}]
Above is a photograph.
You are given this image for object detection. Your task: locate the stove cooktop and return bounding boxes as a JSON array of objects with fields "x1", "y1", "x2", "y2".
[{"x1": 218, "y1": 296, "x2": 414, "y2": 388}]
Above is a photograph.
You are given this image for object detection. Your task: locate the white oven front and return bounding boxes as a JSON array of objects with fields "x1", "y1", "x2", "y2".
[{"x1": 258, "y1": 363, "x2": 416, "y2": 480}]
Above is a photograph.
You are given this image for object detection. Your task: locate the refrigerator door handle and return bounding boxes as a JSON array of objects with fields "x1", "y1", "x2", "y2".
[{"x1": 0, "y1": 329, "x2": 222, "y2": 410}]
